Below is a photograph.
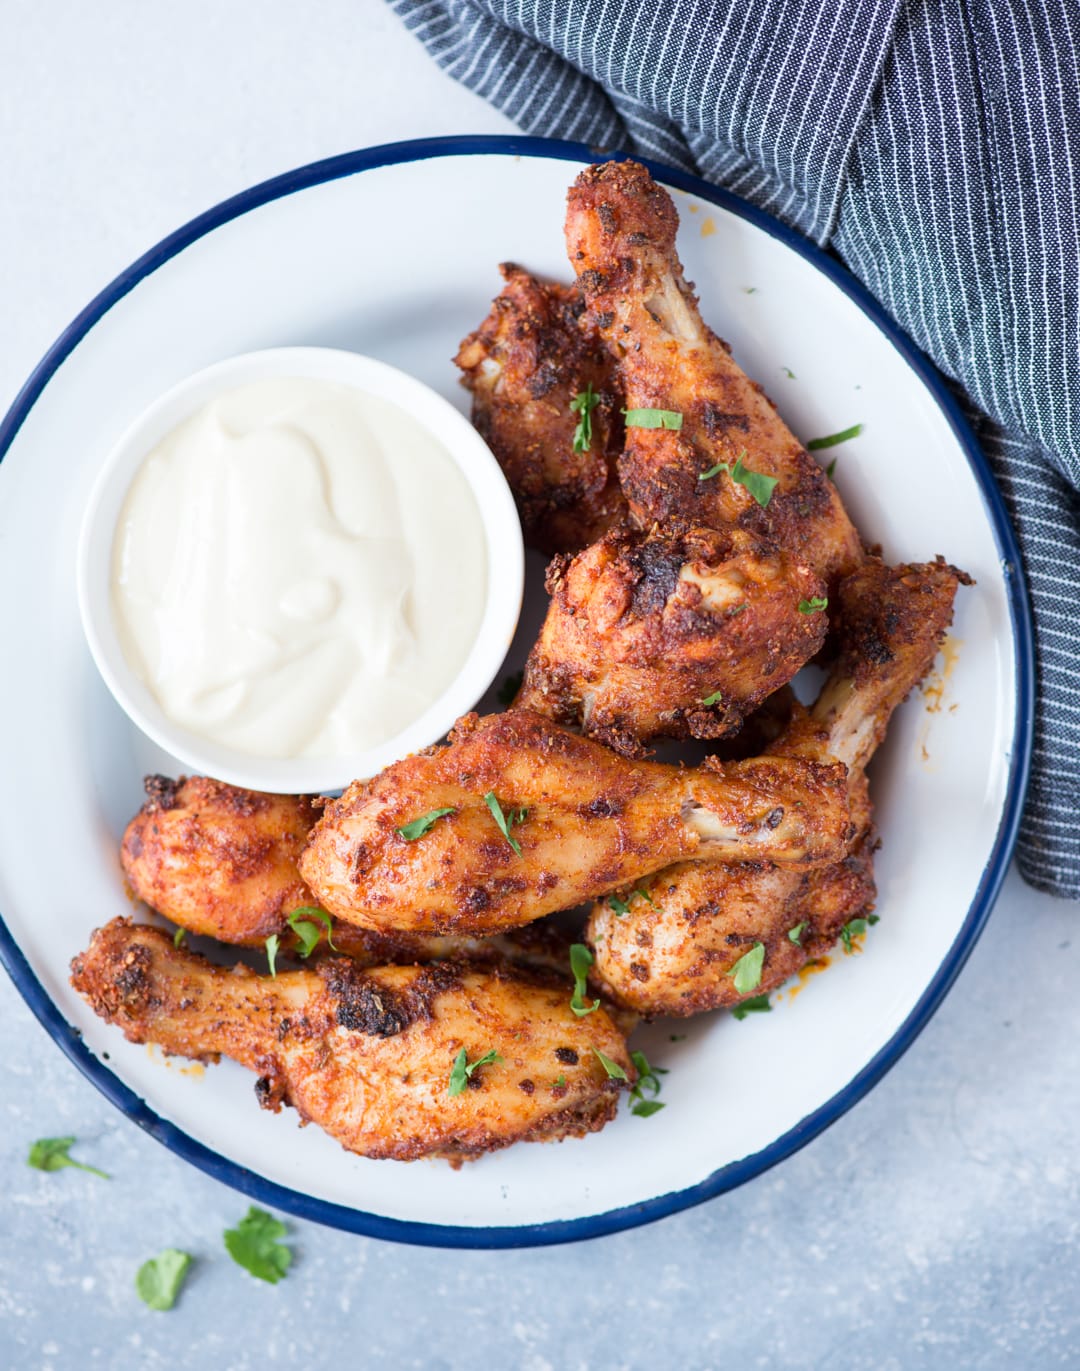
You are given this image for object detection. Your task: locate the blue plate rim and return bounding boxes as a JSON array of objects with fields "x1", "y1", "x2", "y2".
[{"x1": 0, "y1": 133, "x2": 1035, "y2": 1249}]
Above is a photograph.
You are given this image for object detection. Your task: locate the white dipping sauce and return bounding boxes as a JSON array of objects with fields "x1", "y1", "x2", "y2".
[{"x1": 111, "y1": 377, "x2": 488, "y2": 760}]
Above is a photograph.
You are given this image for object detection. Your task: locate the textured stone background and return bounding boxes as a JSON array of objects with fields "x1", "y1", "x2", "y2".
[{"x1": 3, "y1": 5, "x2": 1078, "y2": 1367}]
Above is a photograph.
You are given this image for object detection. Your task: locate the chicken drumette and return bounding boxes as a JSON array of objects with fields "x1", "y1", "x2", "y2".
[
  {"x1": 455, "y1": 262, "x2": 627, "y2": 555},
  {"x1": 586, "y1": 556, "x2": 968, "y2": 1015},
  {"x1": 121, "y1": 775, "x2": 320, "y2": 946},
  {"x1": 71, "y1": 918, "x2": 633, "y2": 1163},
  {"x1": 298, "y1": 709, "x2": 851, "y2": 937},
  {"x1": 516, "y1": 521, "x2": 828, "y2": 754}
]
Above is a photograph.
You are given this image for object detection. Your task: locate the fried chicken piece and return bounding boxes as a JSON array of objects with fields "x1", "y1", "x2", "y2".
[
  {"x1": 455, "y1": 263, "x2": 628, "y2": 554},
  {"x1": 565, "y1": 161, "x2": 864, "y2": 587},
  {"x1": 516, "y1": 521, "x2": 828, "y2": 754},
  {"x1": 587, "y1": 557, "x2": 968, "y2": 1015},
  {"x1": 298, "y1": 708, "x2": 850, "y2": 937},
  {"x1": 121, "y1": 775, "x2": 320, "y2": 945},
  {"x1": 121, "y1": 775, "x2": 580, "y2": 976},
  {"x1": 71, "y1": 918, "x2": 632, "y2": 1163}
]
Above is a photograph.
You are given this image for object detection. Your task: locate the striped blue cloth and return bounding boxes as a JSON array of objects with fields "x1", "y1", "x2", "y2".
[{"x1": 389, "y1": 0, "x2": 1080, "y2": 898}]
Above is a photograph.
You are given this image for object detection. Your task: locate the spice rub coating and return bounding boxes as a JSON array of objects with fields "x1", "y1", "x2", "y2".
[
  {"x1": 587, "y1": 556, "x2": 967, "y2": 1015},
  {"x1": 517, "y1": 521, "x2": 828, "y2": 754},
  {"x1": 121, "y1": 775, "x2": 320, "y2": 945},
  {"x1": 298, "y1": 708, "x2": 851, "y2": 937},
  {"x1": 455, "y1": 262, "x2": 628, "y2": 554},
  {"x1": 70, "y1": 918, "x2": 633, "y2": 1163},
  {"x1": 564, "y1": 160, "x2": 864, "y2": 588}
]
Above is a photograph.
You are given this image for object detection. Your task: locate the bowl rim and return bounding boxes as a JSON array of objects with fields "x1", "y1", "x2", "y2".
[
  {"x1": 0, "y1": 134, "x2": 1035, "y2": 1250},
  {"x1": 74, "y1": 344, "x2": 525, "y2": 795}
]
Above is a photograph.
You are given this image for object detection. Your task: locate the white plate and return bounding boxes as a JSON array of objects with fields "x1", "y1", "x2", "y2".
[{"x1": 0, "y1": 136, "x2": 1032, "y2": 1248}]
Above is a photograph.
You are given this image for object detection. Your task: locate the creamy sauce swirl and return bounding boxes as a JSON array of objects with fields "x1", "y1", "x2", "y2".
[{"x1": 111, "y1": 377, "x2": 487, "y2": 759}]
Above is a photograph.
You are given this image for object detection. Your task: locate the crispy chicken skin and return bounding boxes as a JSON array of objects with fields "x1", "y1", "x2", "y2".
[
  {"x1": 565, "y1": 161, "x2": 864, "y2": 587},
  {"x1": 587, "y1": 557, "x2": 968, "y2": 1015},
  {"x1": 121, "y1": 776, "x2": 320, "y2": 945},
  {"x1": 120, "y1": 775, "x2": 579, "y2": 974},
  {"x1": 516, "y1": 522, "x2": 828, "y2": 754},
  {"x1": 298, "y1": 708, "x2": 851, "y2": 937},
  {"x1": 71, "y1": 918, "x2": 633, "y2": 1163},
  {"x1": 455, "y1": 263, "x2": 628, "y2": 554}
]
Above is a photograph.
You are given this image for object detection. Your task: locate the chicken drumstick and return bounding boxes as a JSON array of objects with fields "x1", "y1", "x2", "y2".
[{"x1": 71, "y1": 918, "x2": 633, "y2": 1163}]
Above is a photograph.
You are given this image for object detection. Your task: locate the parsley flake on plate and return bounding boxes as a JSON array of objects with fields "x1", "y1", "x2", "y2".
[
  {"x1": 799, "y1": 596, "x2": 829, "y2": 614},
  {"x1": 483, "y1": 791, "x2": 526, "y2": 855},
  {"x1": 732, "y1": 994, "x2": 772, "y2": 1021},
  {"x1": 264, "y1": 933, "x2": 280, "y2": 978},
  {"x1": 727, "y1": 942, "x2": 765, "y2": 995},
  {"x1": 569, "y1": 943, "x2": 600, "y2": 1017},
  {"x1": 570, "y1": 383, "x2": 600, "y2": 452},
  {"x1": 285, "y1": 906, "x2": 336, "y2": 958},
  {"x1": 173, "y1": 927, "x2": 186, "y2": 949},
  {"x1": 27, "y1": 1136, "x2": 108, "y2": 1180},
  {"x1": 788, "y1": 921, "x2": 807, "y2": 945},
  {"x1": 622, "y1": 407, "x2": 683, "y2": 430},
  {"x1": 702, "y1": 688, "x2": 726, "y2": 707},
  {"x1": 135, "y1": 1249, "x2": 192, "y2": 1311},
  {"x1": 223, "y1": 1206, "x2": 292, "y2": 1285},
  {"x1": 396, "y1": 807, "x2": 456, "y2": 842},
  {"x1": 840, "y1": 912, "x2": 880, "y2": 953},
  {"x1": 806, "y1": 422, "x2": 863, "y2": 451},
  {"x1": 629, "y1": 1050, "x2": 668, "y2": 1118},
  {"x1": 448, "y1": 1047, "x2": 502, "y2": 1096}
]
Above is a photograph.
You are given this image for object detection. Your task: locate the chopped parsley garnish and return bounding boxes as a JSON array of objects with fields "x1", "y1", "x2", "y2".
[
  {"x1": 496, "y1": 670, "x2": 523, "y2": 706},
  {"x1": 397, "y1": 807, "x2": 456, "y2": 841},
  {"x1": 806, "y1": 423, "x2": 863, "y2": 451},
  {"x1": 840, "y1": 912, "x2": 880, "y2": 953},
  {"x1": 788, "y1": 921, "x2": 807, "y2": 945},
  {"x1": 702, "y1": 689, "x2": 725, "y2": 707},
  {"x1": 448, "y1": 1047, "x2": 502, "y2": 1096},
  {"x1": 136, "y1": 1249, "x2": 192, "y2": 1311},
  {"x1": 727, "y1": 942, "x2": 765, "y2": 995},
  {"x1": 223, "y1": 1206, "x2": 292, "y2": 1285},
  {"x1": 286, "y1": 906, "x2": 336, "y2": 958},
  {"x1": 697, "y1": 451, "x2": 778, "y2": 507},
  {"x1": 483, "y1": 791, "x2": 526, "y2": 855},
  {"x1": 570, "y1": 383, "x2": 600, "y2": 452},
  {"x1": 555, "y1": 1074, "x2": 566, "y2": 1088},
  {"x1": 592, "y1": 1048, "x2": 628, "y2": 1081},
  {"x1": 264, "y1": 933, "x2": 280, "y2": 977},
  {"x1": 783, "y1": 367, "x2": 796, "y2": 379},
  {"x1": 799, "y1": 596, "x2": 829, "y2": 614},
  {"x1": 743, "y1": 286, "x2": 758, "y2": 294},
  {"x1": 622, "y1": 407, "x2": 683, "y2": 430},
  {"x1": 27, "y1": 1136, "x2": 108, "y2": 1180},
  {"x1": 732, "y1": 994, "x2": 772, "y2": 1021},
  {"x1": 629, "y1": 1050, "x2": 668, "y2": 1117},
  {"x1": 606, "y1": 888, "x2": 654, "y2": 917},
  {"x1": 569, "y1": 943, "x2": 600, "y2": 1017},
  {"x1": 825, "y1": 457, "x2": 838, "y2": 478},
  {"x1": 669, "y1": 1033, "x2": 688, "y2": 1042},
  {"x1": 173, "y1": 927, "x2": 186, "y2": 949}
]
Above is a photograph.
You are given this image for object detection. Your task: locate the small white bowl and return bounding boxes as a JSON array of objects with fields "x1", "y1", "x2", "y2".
[{"x1": 76, "y1": 347, "x2": 524, "y2": 795}]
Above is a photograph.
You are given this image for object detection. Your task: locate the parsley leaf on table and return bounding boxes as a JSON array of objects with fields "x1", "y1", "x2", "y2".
[
  {"x1": 135, "y1": 1249, "x2": 192, "y2": 1311},
  {"x1": 223, "y1": 1206, "x2": 292, "y2": 1284}
]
